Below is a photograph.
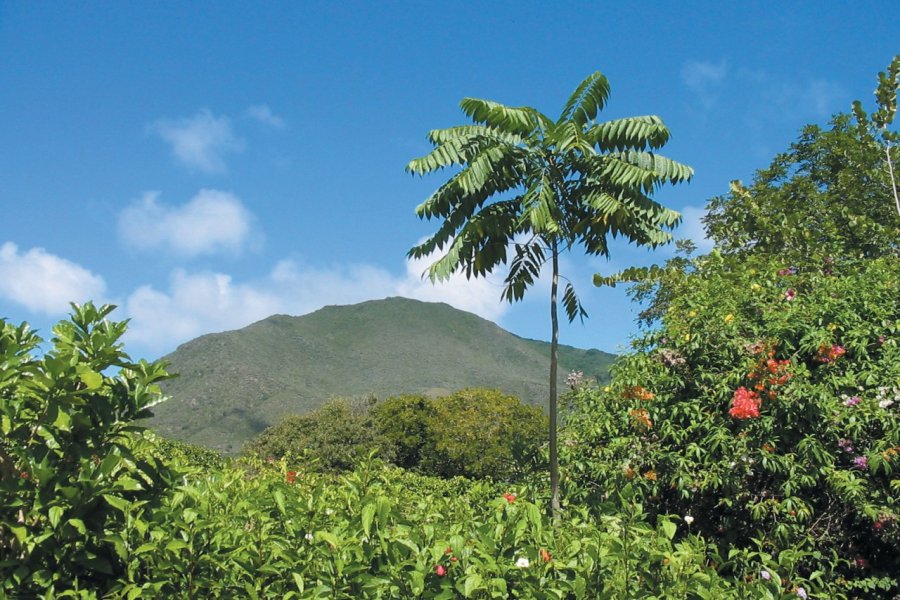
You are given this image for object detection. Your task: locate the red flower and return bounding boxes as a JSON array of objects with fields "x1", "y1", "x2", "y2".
[
  {"x1": 20, "y1": 471, "x2": 29, "y2": 480},
  {"x1": 285, "y1": 470, "x2": 297, "y2": 484},
  {"x1": 503, "y1": 493, "x2": 516, "y2": 503},
  {"x1": 540, "y1": 548, "x2": 552, "y2": 562},
  {"x1": 445, "y1": 547, "x2": 453, "y2": 555},
  {"x1": 729, "y1": 387, "x2": 761, "y2": 419},
  {"x1": 434, "y1": 564, "x2": 446, "y2": 577}
]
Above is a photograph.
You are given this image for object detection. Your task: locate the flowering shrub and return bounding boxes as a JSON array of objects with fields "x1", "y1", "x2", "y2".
[
  {"x1": 565, "y1": 255, "x2": 900, "y2": 597},
  {"x1": 728, "y1": 387, "x2": 761, "y2": 419}
]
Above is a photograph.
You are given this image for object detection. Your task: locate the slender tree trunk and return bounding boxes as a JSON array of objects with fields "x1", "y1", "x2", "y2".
[
  {"x1": 549, "y1": 241, "x2": 560, "y2": 521},
  {"x1": 886, "y1": 143, "x2": 900, "y2": 216}
]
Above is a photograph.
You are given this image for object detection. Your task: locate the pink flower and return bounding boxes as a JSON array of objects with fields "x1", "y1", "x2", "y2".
[
  {"x1": 844, "y1": 396, "x2": 861, "y2": 407},
  {"x1": 434, "y1": 564, "x2": 446, "y2": 577},
  {"x1": 729, "y1": 387, "x2": 761, "y2": 419},
  {"x1": 853, "y1": 455, "x2": 868, "y2": 470},
  {"x1": 784, "y1": 289, "x2": 796, "y2": 301}
]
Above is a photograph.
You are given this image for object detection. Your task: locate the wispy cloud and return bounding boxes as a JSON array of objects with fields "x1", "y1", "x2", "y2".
[
  {"x1": 0, "y1": 242, "x2": 106, "y2": 314},
  {"x1": 676, "y1": 205, "x2": 714, "y2": 253},
  {"x1": 118, "y1": 189, "x2": 259, "y2": 257},
  {"x1": 245, "y1": 104, "x2": 285, "y2": 129},
  {"x1": 681, "y1": 59, "x2": 728, "y2": 110},
  {"x1": 150, "y1": 109, "x2": 244, "y2": 173}
]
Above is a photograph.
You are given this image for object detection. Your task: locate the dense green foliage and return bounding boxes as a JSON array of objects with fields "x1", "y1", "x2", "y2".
[
  {"x1": 1, "y1": 309, "x2": 804, "y2": 597},
  {"x1": 0, "y1": 303, "x2": 176, "y2": 594},
  {"x1": 150, "y1": 297, "x2": 613, "y2": 454},
  {"x1": 570, "y1": 255, "x2": 900, "y2": 596},
  {"x1": 408, "y1": 70, "x2": 692, "y2": 516},
  {"x1": 576, "y1": 60, "x2": 900, "y2": 597},
  {"x1": 246, "y1": 389, "x2": 548, "y2": 482}
]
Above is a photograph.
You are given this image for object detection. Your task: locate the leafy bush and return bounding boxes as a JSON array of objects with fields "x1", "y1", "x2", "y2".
[
  {"x1": 565, "y1": 254, "x2": 900, "y2": 596},
  {"x1": 248, "y1": 389, "x2": 548, "y2": 482},
  {"x1": 0, "y1": 303, "x2": 175, "y2": 596},
  {"x1": 245, "y1": 396, "x2": 386, "y2": 472},
  {"x1": 419, "y1": 388, "x2": 547, "y2": 481},
  {"x1": 110, "y1": 457, "x2": 780, "y2": 599}
]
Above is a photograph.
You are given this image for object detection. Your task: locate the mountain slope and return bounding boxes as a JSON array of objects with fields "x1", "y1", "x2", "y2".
[{"x1": 147, "y1": 297, "x2": 616, "y2": 453}]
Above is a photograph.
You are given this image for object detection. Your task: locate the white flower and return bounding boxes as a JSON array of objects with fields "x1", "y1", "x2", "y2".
[
  {"x1": 879, "y1": 399, "x2": 894, "y2": 409},
  {"x1": 304, "y1": 533, "x2": 314, "y2": 541},
  {"x1": 515, "y1": 557, "x2": 530, "y2": 568},
  {"x1": 684, "y1": 515, "x2": 694, "y2": 525},
  {"x1": 325, "y1": 508, "x2": 334, "y2": 516}
]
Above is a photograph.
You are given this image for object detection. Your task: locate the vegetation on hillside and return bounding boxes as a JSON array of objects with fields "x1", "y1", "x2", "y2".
[{"x1": 148, "y1": 297, "x2": 614, "y2": 454}]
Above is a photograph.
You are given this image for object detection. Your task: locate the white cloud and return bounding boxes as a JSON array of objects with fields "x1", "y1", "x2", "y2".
[
  {"x1": 118, "y1": 189, "x2": 257, "y2": 257},
  {"x1": 0, "y1": 242, "x2": 106, "y2": 314},
  {"x1": 150, "y1": 109, "x2": 243, "y2": 173},
  {"x1": 681, "y1": 59, "x2": 728, "y2": 110},
  {"x1": 123, "y1": 249, "x2": 512, "y2": 355},
  {"x1": 676, "y1": 205, "x2": 714, "y2": 253},
  {"x1": 246, "y1": 104, "x2": 285, "y2": 128},
  {"x1": 397, "y1": 253, "x2": 509, "y2": 321}
]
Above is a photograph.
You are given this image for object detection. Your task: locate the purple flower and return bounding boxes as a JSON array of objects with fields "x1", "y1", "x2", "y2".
[
  {"x1": 796, "y1": 587, "x2": 808, "y2": 599},
  {"x1": 844, "y1": 396, "x2": 861, "y2": 407},
  {"x1": 853, "y1": 455, "x2": 869, "y2": 470},
  {"x1": 838, "y1": 438, "x2": 854, "y2": 453}
]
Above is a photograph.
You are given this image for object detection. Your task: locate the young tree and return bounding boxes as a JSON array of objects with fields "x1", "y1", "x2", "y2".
[{"x1": 407, "y1": 72, "x2": 692, "y2": 517}]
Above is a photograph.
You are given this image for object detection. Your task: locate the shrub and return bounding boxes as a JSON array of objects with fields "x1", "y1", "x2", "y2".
[
  {"x1": 245, "y1": 396, "x2": 386, "y2": 471},
  {"x1": 565, "y1": 254, "x2": 900, "y2": 596},
  {"x1": 0, "y1": 303, "x2": 175, "y2": 596},
  {"x1": 420, "y1": 388, "x2": 548, "y2": 481}
]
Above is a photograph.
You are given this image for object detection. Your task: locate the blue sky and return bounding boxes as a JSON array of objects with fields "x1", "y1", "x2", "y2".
[{"x1": 0, "y1": 2, "x2": 896, "y2": 359}]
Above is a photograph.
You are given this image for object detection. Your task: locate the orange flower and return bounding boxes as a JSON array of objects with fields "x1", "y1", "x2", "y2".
[
  {"x1": 540, "y1": 548, "x2": 552, "y2": 563},
  {"x1": 643, "y1": 470, "x2": 657, "y2": 481},
  {"x1": 623, "y1": 386, "x2": 655, "y2": 401},
  {"x1": 629, "y1": 409, "x2": 653, "y2": 429},
  {"x1": 761, "y1": 443, "x2": 775, "y2": 453},
  {"x1": 623, "y1": 466, "x2": 637, "y2": 479}
]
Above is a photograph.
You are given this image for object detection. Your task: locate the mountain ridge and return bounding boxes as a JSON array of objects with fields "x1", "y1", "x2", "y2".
[{"x1": 147, "y1": 297, "x2": 616, "y2": 453}]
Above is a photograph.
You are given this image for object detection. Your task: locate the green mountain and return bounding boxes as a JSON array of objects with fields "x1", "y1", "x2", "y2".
[{"x1": 147, "y1": 297, "x2": 616, "y2": 453}]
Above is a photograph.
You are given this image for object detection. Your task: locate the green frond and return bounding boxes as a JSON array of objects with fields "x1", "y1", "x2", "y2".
[
  {"x1": 503, "y1": 242, "x2": 545, "y2": 303},
  {"x1": 614, "y1": 151, "x2": 694, "y2": 184},
  {"x1": 521, "y1": 176, "x2": 561, "y2": 234},
  {"x1": 589, "y1": 116, "x2": 671, "y2": 151},
  {"x1": 459, "y1": 98, "x2": 547, "y2": 136},
  {"x1": 426, "y1": 125, "x2": 525, "y2": 146},
  {"x1": 559, "y1": 71, "x2": 611, "y2": 127},
  {"x1": 593, "y1": 264, "x2": 669, "y2": 288},
  {"x1": 550, "y1": 121, "x2": 595, "y2": 154},
  {"x1": 561, "y1": 282, "x2": 588, "y2": 323}
]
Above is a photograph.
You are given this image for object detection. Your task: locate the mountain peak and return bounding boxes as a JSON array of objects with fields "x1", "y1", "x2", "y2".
[{"x1": 148, "y1": 297, "x2": 615, "y2": 454}]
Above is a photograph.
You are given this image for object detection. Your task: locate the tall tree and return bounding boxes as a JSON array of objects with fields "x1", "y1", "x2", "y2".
[{"x1": 407, "y1": 72, "x2": 692, "y2": 517}]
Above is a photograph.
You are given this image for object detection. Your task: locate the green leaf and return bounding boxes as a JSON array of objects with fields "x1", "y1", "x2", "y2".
[
  {"x1": 361, "y1": 503, "x2": 376, "y2": 537},
  {"x1": 661, "y1": 519, "x2": 677, "y2": 540},
  {"x1": 48, "y1": 506, "x2": 64, "y2": 528},
  {"x1": 77, "y1": 367, "x2": 103, "y2": 390},
  {"x1": 463, "y1": 573, "x2": 484, "y2": 598}
]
